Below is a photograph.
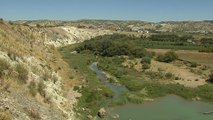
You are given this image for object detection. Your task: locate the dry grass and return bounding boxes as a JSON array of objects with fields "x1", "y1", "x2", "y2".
[
  {"x1": 0, "y1": 112, "x2": 11, "y2": 120},
  {"x1": 148, "y1": 49, "x2": 213, "y2": 68},
  {"x1": 150, "y1": 60, "x2": 207, "y2": 87}
]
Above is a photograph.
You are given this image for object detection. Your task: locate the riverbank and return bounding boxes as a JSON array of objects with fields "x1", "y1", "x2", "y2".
[{"x1": 59, "y1": 44, "x2": 213, "y2": 119}]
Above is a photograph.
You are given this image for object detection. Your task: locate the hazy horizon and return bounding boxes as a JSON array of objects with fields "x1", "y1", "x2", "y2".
[{"x1": 0, "y1": 0, "x2": 213, "y2": 22}]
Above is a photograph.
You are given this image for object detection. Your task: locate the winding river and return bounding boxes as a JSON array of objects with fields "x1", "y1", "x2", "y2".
[{"x1": 90, "y1": 62, "x2": 213, "y2": 120}]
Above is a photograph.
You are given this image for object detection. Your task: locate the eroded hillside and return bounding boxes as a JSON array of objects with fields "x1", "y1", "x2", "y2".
[{"x1": 0, "y1": 20, "x2": 110, "y2": 120}]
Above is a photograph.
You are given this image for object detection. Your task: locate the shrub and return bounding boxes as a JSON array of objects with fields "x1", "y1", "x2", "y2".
[
  {"x1": 190, "y1": 62, "x2": 197, "y2": 68},
  {"x1": 0, "y1": 59, "x2": 10, "y2": 78},
  {"x1": 113, "y1": 68, "x2": 127, "y2": 78},
  {"x1": 156, "y1": 51, "x2": 178, "y2": 63},
  {"x1": 15, "y1": 64, "x2": 28, "y2": 84},
  {"x1": 175, "y1": 77, "x2": 181, "y2": 80},
  {"x1": 145, "y1": 71, "x2": 164, "y2": 80},
  {"x1": 28, "y1": 81, "x2": 37, "y2": 97},
  {"x1": 101, "y1": 87, "x2": 114, "y2": 98},
  {"x1": 142, "y1": 63, "x2": 150, "y2": 70},
  {"x1": 38, "y1": 81, "x2": 46, "y2": 97},
  {"x1": 73, "y1": 86, "x2": 80, "y2": 91},
  {"x1": 165, "y1": 72, "x2": 173, "y2": 79},
  {"x1": 207, "y1": 73, "x2": 213, "y2": 83},
  {"x1": 141, "y1": 56, "x2": 151, "y2": 64}
]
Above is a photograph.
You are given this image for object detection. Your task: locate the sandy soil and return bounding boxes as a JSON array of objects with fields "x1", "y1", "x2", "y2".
[{"x1": 150, "y1": 60, "x2": 207, "y2": 87}]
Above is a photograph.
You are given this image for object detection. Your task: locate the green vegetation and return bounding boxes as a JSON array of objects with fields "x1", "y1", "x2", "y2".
[
  {"x1": 141, "y1": 56, "x2": 152, "y2": 70},
  {"x1": 59, "y1": 33, "x2": 213, "y2": 119},
  {"x1": 141, "y1": 56, "x2": 152, "y2": 64},
  {"x1": 76, "y1": 34, "x2": 151, "y2": 58},
  {"x1": 156, "y1": 51, "x2": 178, "y2": 63},
  {"x1": 59, "y1": 46, "x2": 114, "y2": 118},
  {"x1": 190, "y1": 62, "x2": 198, "y2": 68},
  {"x1": 200, "y1": 38, "x2": 213, "y2": 45},
  {"x1": 75, "y1": 33, "x2": 213, "y2": 53},
  {"x1": 149, "y1": 34, "x2": 193, "y2": 42},
  {"x1": 199, "y1": 47, "x2": 213, "y2": 53}
]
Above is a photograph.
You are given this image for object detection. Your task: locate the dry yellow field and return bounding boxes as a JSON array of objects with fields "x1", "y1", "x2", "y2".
[{"x1": 148, "y1": 49, "x2": 213, "y2": 68}]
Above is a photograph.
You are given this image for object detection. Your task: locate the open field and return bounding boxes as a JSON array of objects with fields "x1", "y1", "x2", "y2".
[{"x1": 148, "y1": 49, "x2": 213, "y2": 68}]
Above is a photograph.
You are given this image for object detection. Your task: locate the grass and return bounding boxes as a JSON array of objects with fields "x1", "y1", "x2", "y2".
[{"x1": 59, "y1": 46, "x2": 114, "y2": 118}]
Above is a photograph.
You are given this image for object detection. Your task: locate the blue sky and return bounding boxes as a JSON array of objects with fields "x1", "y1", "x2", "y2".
[{"x1": 0, "y1": 0, "x2": 212, "y2": 22}]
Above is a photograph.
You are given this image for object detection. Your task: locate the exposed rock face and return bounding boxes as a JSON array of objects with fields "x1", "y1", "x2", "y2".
[
  {"x1": 0, "y1": 20, "x2": 82, "y2": 120},
  {"x1": 97, "y1": 108, "x2": 107, "y2": 118},
  {"x1": 45, "y1": 26, "x2": 112, "y2": 47}
]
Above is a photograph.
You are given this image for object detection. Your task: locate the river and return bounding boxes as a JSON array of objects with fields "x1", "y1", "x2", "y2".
[{"x1": 90, "y1": 62, "x2": 213, "y2": 120}]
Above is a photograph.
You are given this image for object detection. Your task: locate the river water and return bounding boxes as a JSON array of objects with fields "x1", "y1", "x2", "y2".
[
  {"x1": 90, "y1": 62, "x2": 213, "y2": 120},
  {"x1": 90, "y1": 62, "x2": 127, "y2": 99},
  {"x1": 111, "y1": 95, "x2": 213, "y2": 120}
]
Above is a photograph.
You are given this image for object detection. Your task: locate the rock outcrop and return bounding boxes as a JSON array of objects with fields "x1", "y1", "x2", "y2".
[{"x1": 97, "y1": 108, "x2": 107, "y2": 118}]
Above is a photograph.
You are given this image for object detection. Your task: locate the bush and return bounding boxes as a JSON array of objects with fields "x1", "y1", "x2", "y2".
[
  {"x1": 165, "y1": 72, "x2": 173, "y2": 79},
  {"x1": 142, "y1": 63, "x2": 150, "y2": 70},
  {"x1": 156, "y1": 51, "x2": 178, "y2": 63},
  {"x1": 141, "y1": 56, "x2": 151, "y2": 64},
  {"x1": 0, "y1": 59, "x2": 10, "y2": 78},
  {"x1": 190, "y1": 62, "x2": 197, "y2": 67},
  {"x1": 207, "y1": 73, "x2": 213, "y2": 83},
  {"x1": 16, "y1": 64, "x2": 28, "y2": 84},
  {"x1": 28, "y1": 81, "x2": 37, "y2": 97},
  {"x1": 38, "y1": 81, "x2": 46, "y2": 97}
]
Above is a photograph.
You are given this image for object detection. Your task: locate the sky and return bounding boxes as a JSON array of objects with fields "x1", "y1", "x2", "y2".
[{"x1": 0, "y1": 0, "x2": 212, "y2": 22}]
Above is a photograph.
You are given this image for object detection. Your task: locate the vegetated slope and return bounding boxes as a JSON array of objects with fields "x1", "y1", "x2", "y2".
[{"x1": 0, "y1": 20, "x2": 84, "y2": 120}]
